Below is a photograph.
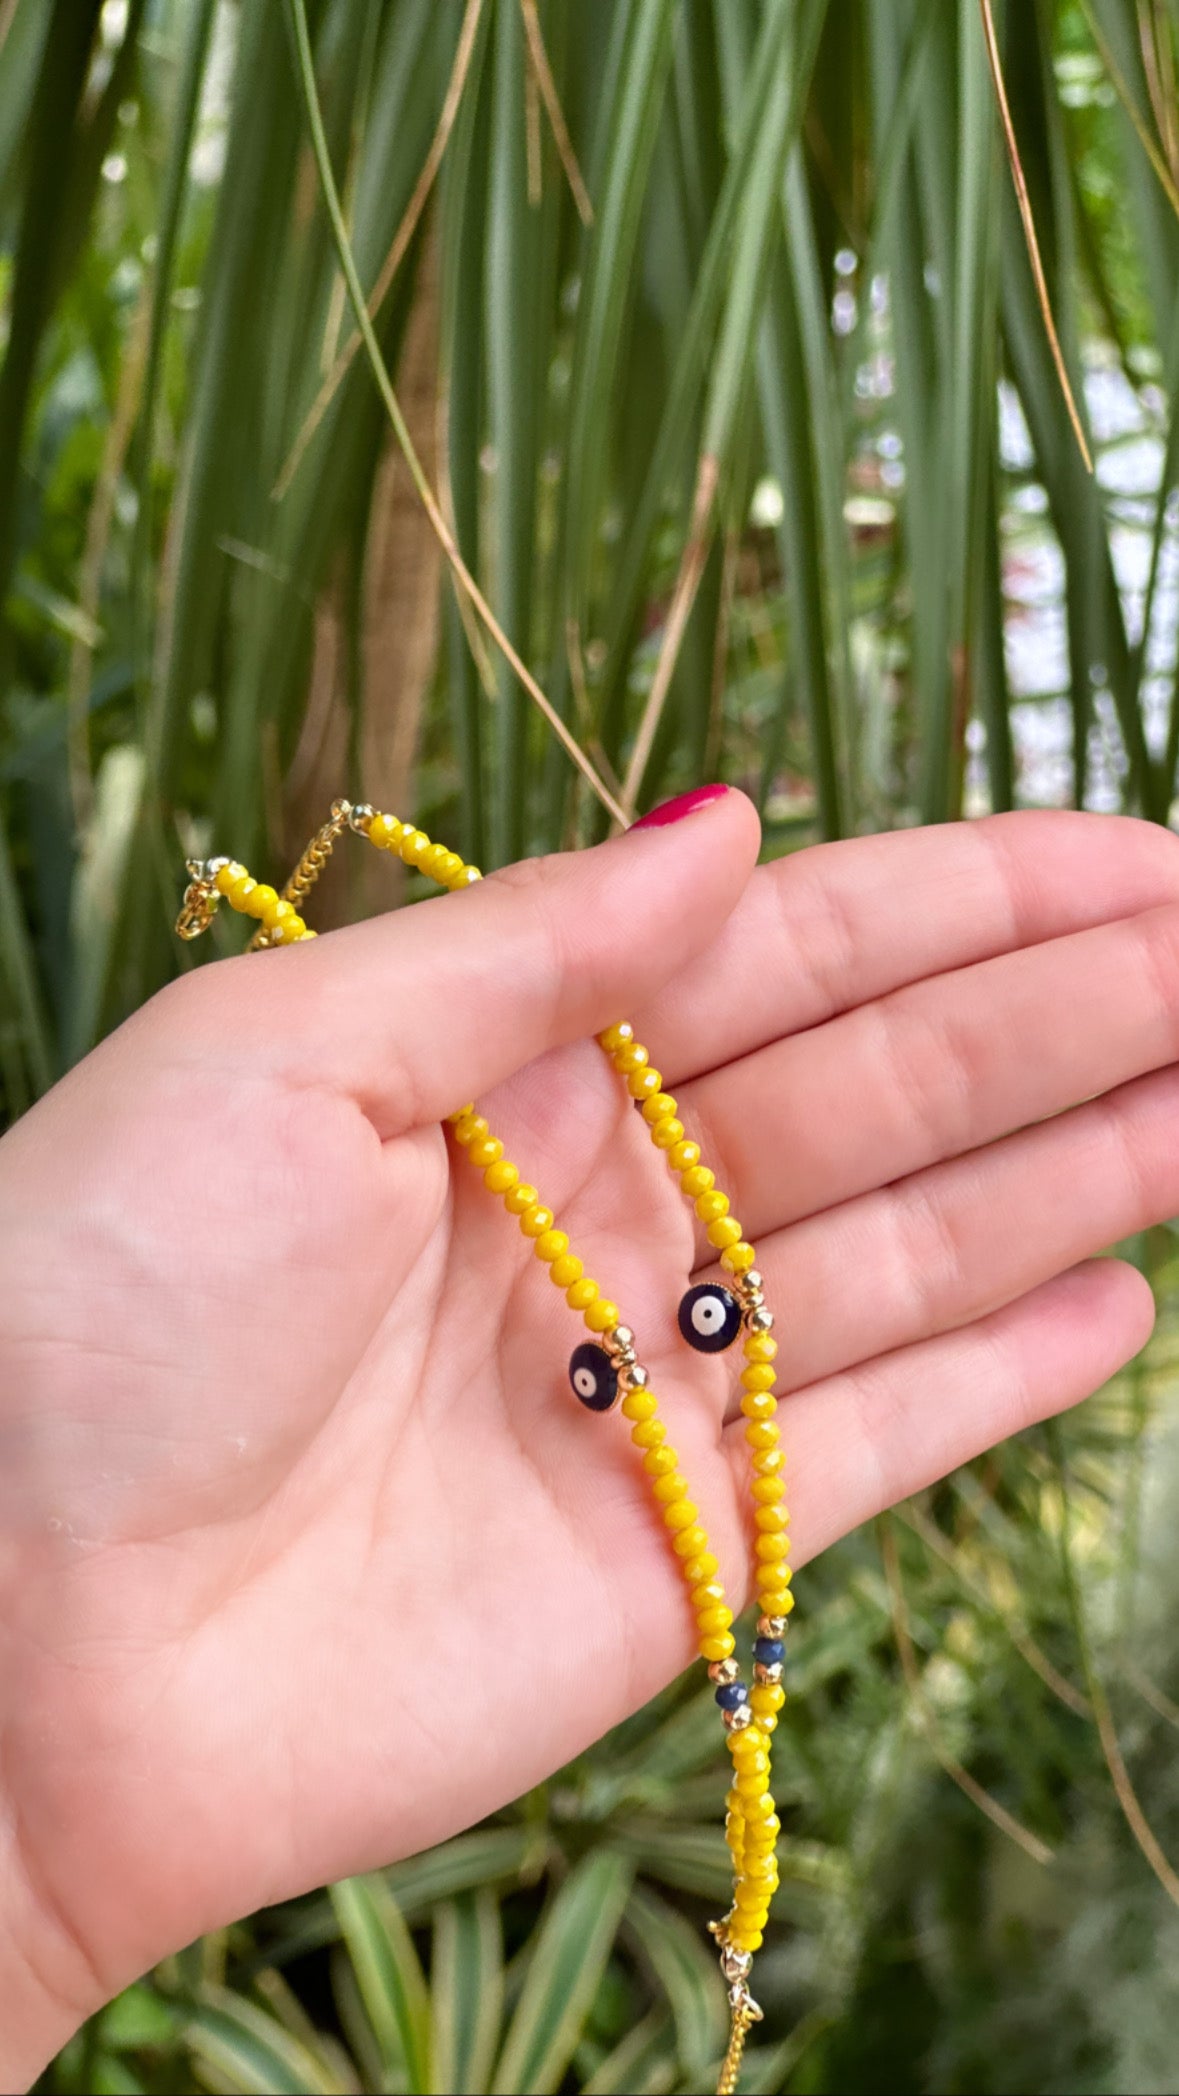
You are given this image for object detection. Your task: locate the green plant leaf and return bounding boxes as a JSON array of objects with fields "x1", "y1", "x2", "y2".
[
  {"x1": 331, "y1": 1872, "x2": 432, "y2": 2094},
  {"x1": 431, "y1": 1889, "x2": 503, "y2": 2095},
  {"x1": 491, "y1": 1849, "x2": 632, "y2": 2094}
]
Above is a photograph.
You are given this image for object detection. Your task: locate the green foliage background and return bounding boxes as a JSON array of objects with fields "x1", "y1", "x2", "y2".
[{"x1": 5, "y1": 0, "x2": 1179, "y2": 2089}]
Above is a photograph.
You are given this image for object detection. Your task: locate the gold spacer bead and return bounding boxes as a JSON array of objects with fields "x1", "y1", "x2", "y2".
[
  {"x1": 618, "y1": 1363, "x2": 649, "y2": 1391},
  {"x1": 709, "y1": 1658, "x2": 742, "y2": 1686},
  {"x1": 746, "y1": 1307, "x2": 775, "y2": 1335},
  {"x1": 722, "y1": 1704, "x2": 753, "y2": 1733},
  {"x1": 753, "y1": 1661, "x2": 784, "y2": 1685},
  {"x1": 757, "y1": 1615, "x2": 789, "y2": 1638}
]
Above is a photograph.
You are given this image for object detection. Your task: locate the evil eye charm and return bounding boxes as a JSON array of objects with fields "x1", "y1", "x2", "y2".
[
  {"x1": 679, "y1": 1282, "x2": 742, "y2": 1353},
  {"x1": 569, "y1": 1341, "x2": 618, "y2": 1413}
]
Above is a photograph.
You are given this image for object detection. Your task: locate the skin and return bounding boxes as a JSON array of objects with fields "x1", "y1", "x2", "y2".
[{"x1": 2, "y1": 790, "x2": 1179, "y2": 2083}]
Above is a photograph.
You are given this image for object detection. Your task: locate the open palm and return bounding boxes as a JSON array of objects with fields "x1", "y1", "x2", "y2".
[{"x1": 5, "y1": 789, "x2": 1179, "y2": 2082}]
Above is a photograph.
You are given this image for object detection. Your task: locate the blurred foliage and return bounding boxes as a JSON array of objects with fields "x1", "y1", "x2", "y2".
[{"x1": 4, "y1": 0, "x2": 1179, "y2": 2089}]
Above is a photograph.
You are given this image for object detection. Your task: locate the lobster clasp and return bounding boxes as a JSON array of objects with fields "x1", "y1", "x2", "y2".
[{"x1": 175, "y1": 858, "x2": 227, "y2": 941}]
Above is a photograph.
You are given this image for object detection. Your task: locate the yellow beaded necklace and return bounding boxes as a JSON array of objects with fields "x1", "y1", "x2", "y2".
[{"x1": 176, "y1": 800, "x2": 792, "y2": 2095}]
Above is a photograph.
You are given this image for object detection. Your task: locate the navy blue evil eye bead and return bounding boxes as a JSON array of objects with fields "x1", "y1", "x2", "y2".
[
  {"x1": 715, "y1": 1680, "x2": 748, "y2": 1712},
  {"x1": 753, "y1": 1637, "x2": 785, "y2": 1668},
  {"x1": 678, "y1": 1282, "x2": 742, "y2": 1353},
  {"x1": 569, "y1": 1341, "x2": 618, "y2": 1412}
]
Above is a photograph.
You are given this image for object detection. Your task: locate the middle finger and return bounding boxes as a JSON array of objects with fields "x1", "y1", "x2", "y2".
[{"x1": 680, "y1": 899, "x2": 1179, "y2": 1249}]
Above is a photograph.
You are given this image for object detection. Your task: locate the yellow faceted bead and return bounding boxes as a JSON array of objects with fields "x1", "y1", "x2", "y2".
[
  {"x1": 708, "y1": 1216, "x2": 743, "y2": 1251},
  {"x1": 752, "y1": 1475, "x2": 785, "y2": 1505},
  {"x1": 682, "y1": 1550, "x2": 719, "y2": 1585},
  {"x1": 566, "y1": 1277, "x2": 599, "y2": 1311},
  {"x1": 696, "y1": 1604, "x2": 733, "y2": 1636},
  {"x1": 643, "y1": 1446, "x2": 679, "y2": 1478},
  {"x1": 695, "y1": 1189, "x2": 730, "y2": 1224},
  {"x1": 735, "y1": 1771, "x2": 768, "y2": 1803},
  {"x1": 755, "y1": 1504, "x2": 788, "y2": 1532},
  {"x1": 534, "y1": 1229, "x2": 570, "y2": 1263},
  {"x1": 741, "y1": 1390, "x2": 778, "y2": 1422},
  {"x1": 468, "y1": 1137, "x2": 504, "y2": 1170},
  {"x1": 438, "y1": 851, "x2": 465, "y2": 885},
  {"x1": 751, "y1": 1683, "x2": 786, "y2": 1719},
  {"x1": 246, "y1": 882, "x2": 278, "y2": 918},
  {"x1": 631, "y1": 1418, "x2": 665, "y2": 1449},
  {"x1": 651, "y1": 1118, "x2": 685, "y2": 1150},
  {"x1": 519, "y1": 1204, "x2": 554, "y2": 1238},
  {"x1": 629, "y1": 1067, "x2": 663, "y2": 1100},
  {"x1": 752, "y1": 1447, "x2": 784, "y2": 1477},
  {"x1": 730, "y1": 1928, "x2": 764, "y2": 1954},
  {"x1": 598, "y1": 1022, "x2": 633, "y2": 1053},
  {"x1": 734, "y1": 1883, "x2": 769, "y2": 1913},
  {"x1": 420, "y1": 843, "x2": 453, "y2": 882},
  {"x1": 226, "y1": 874, "x2": 257, "y2": 911},
  {"x1": 368, "y1": 813, "x2": 400, "y2": 848},
  {"x1": 642, "y1": 1092, "x2": 678, "y2": 1124},
  {"x1": 667, "y1": 1139, "x2": 701, "y2": 1173},
  {"x1": 549, "y1": 1253, "x2": 583, "y2": 1289},
  {"x1": 614, "y1": 1041, "x2": 649, "y2": 1074},
  {"x1": 756, "y1": 1532, "x2": 790, "y2": 1563},
  {"x1": 745, "y1": 1333, "x2": 779, "y2": 1364},
  {"x1": 699, "y1": 1630, "x2": 736, "y2": 1662},
  {"x1": 663, "y1": 1500, "x2": 698, "y2": 1533},
  {"x1": 621, "y1": 1387, "x2": 658, "y2": 1422},
  {"x1": 484, "y1": 1159, "x2": 519, "y2": 1195},
  {"x1": 214, "y1": 860, "x2": 245, "y2": 894},
  {"x1": 672, "y1": 1524, "x2": 708, "y2": 1559},
  {"x1": 584, "y1": 1298, "x2": 619, "y2": 1333},
  {"x1": 742, "y1": 1363, "x2": 777, "y2": 1392},
  {"x1": 745, "y1": 1422, "x2": 780, "y2": 1452},
  {"x1": 681, "y1": 1166, "x2": 715, "y2": 1199},
  {"x1": 400, "y1": 828, "x2": 431, "y2": 866},
  {"x1": 746, "y1": 1790, "x2": 777, "y2": 1820},
  {"x1": 749, "y1": 1869, "x2": 776, "y2": 1894},
  {"x1": 759, "y1": 1587, "x2": 795, "y2": 1617},
  {"x1": 690, "y1": 1578, "x2": 727, "y2": 1611},
  {"x1": 722, "y1": 1241, "x2": 757, "y2": 1275},
  {"x1": 504, "y1": 1181, "x2": 538, "y2": 1214},
  {"x1": 729, "y1": 1727, "x2": 767, "y2": 1761},
  {"x1": 453, "y1": 1113, "x2": 489, "y2": 1148},
  {"x1": 458, "y1": 866, "x2": 482, "y2": 884},
  {"x1": 653, "y1": 1472, "x2": 690, "y2": 1504},
  {"x1": 269, "y1": 898, "x2": 297, "y2": 926}
]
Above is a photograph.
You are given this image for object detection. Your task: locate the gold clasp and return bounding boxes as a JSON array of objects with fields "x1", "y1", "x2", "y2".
[{"x1": 174, "y1": 858, "x2": 226, "y2": 941}]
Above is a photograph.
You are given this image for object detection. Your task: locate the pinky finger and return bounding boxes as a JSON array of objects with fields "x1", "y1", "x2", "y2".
[{"x1": 731, "y1": 1258, "x2": 1156, "y2": 1572}]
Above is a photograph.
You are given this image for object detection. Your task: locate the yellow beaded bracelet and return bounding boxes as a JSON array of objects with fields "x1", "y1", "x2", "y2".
[{"x1": 175, "y1": 799, "x2": 792, "y2": 2095}]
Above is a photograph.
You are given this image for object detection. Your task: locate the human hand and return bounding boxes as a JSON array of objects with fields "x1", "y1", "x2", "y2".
[{"x1": 3, "y1": 791, "x2": 1179, "y2": 2082}]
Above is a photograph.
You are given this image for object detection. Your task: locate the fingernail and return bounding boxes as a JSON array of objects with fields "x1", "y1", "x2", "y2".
[{"x1": 632, "y1": 784, "x2": 729, "y2": 831}]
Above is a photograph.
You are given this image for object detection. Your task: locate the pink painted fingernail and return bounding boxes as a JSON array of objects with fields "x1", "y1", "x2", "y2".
[{"x1": 632, "y1": 783, "x2": 729, "y2": 830}]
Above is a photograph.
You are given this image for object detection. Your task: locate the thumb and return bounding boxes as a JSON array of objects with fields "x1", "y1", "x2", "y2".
[{"x1": 204, "y1": 785, "x2": 761, "y2": 1136}]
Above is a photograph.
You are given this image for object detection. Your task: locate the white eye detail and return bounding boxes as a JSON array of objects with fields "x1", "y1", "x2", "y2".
[
  {"x1": 693, "y1": 1296, "x2": 725, "y2": 1334},
  {"x1": 573, "y1": 1367, "x2": 597, "y2": 1399}
]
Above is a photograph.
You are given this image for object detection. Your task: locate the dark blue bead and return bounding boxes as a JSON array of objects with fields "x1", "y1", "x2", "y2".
[
  {"x1": 714, "y1": 1682, "x2": 748, "y2": 1711},
  {"x1": 753, "y1": 1637, "x2": 785, "y2": 1667}
]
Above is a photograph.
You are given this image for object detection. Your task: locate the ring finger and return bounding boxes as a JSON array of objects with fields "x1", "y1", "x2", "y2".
[{"x1": 697, "y1": 1060, "x2": 1179, "y2": 1420}]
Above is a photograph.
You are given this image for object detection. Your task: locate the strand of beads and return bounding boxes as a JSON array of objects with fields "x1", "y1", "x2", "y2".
[
  {"x1": 595, "y1": 1019, "x2": 792, "y2": 1970},
  {"x1": 446, "y1": 1105, "x2": 621, "y2": 1338}
]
